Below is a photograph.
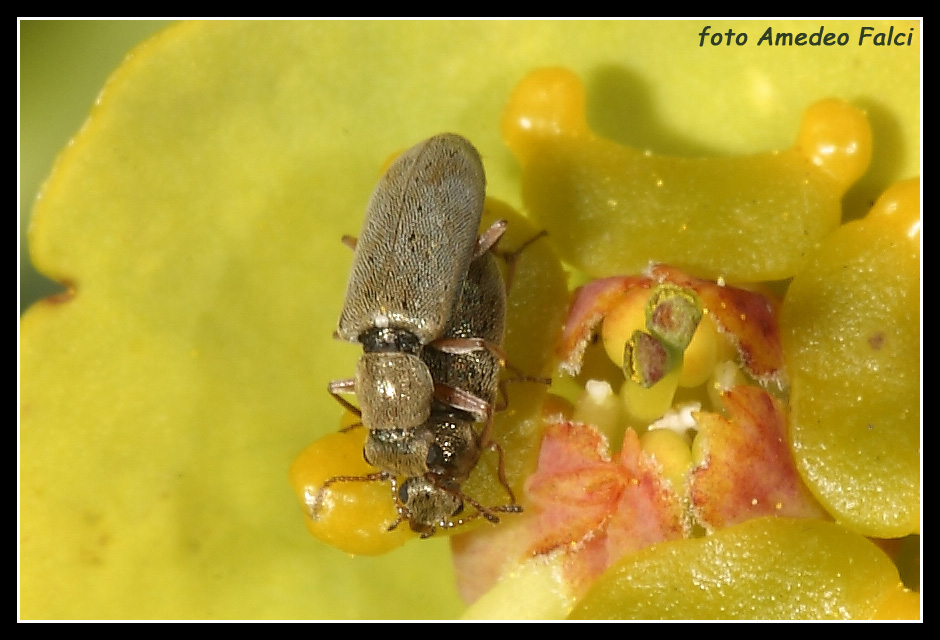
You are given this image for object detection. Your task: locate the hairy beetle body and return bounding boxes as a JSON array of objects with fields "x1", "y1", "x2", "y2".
[
  {"x1": 336, "y1": 133, "x2": 485, "y2": 344},
  {"x1": 321, "y1": 134, "x2": 521, "y2": 537},
  {"x1": 329, "y1": 133, "x2": 488, "y2": 432},
  {"x1": 391, "y1": 251, "x2": 517, "y2": 535}
]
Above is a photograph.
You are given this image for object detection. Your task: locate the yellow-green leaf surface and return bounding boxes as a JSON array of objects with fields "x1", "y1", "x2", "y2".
[
  {"x1": 20, "y1": 21, "x2": 920, "y2": 619},
  {"x1": 781, "y1": 178, "x2": 921, "y2": 538},
  {"x1": 570, "y1": 517, "x2": 916, "y2": 620},
  {"x1": 20, "y1": 20, "x2": 174, "y2": 312},
  {"x1": 503, "y1": 70, "x2": 871, "y2": 282}
]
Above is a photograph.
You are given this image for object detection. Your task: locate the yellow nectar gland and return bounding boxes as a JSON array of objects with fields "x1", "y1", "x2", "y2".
[{"x1": 289, "y1": 426, "x2": 413, "y2": 556}]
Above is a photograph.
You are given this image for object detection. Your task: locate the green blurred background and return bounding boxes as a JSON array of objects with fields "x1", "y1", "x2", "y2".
[{"x1": 20, "y1": 20, "x2": 174, "y2": 314}]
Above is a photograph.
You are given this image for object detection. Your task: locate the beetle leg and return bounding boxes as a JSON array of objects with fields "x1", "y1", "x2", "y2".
[
  {"x1": 484, "y1": 437, "x2": 518, "y2": 506},
  {"x1": 431, "y1": 337, "x2": 508, "y2": 364},
  {"x1": 447, "y1": 487, "x2": 523, "y2": 528},
  {"x1": 327, "y1": 378, "x2": 362, "y2": 417},
  {"x1": 451, "y1": 490, "x2": 501, "y2": 525},
  {"x1": 473, "y1": 219, "x2": 508, "y2": 259},
  {"x1": 433, "y1": 382, "x2": 491, "y2": 423}
]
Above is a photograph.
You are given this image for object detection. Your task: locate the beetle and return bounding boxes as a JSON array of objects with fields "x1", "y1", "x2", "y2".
[
  {"x1": 329, "y1": 133, "x2": 499, "y2": 431},
  {"x1": 401, "y1": 227, "x2": 553, "y2": 535},
  {"x1": 318, "y1": 246, "x2": 522, "y2": 536},
  {"x1": 391, "y1": 248, "x2": 520, "y2": 536},
  {"x1": 316, "y1": 133, "x2": 523, "y2": 536}
]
